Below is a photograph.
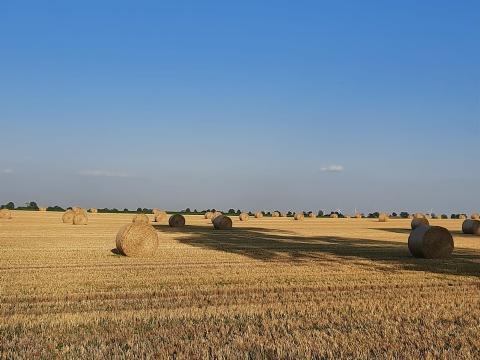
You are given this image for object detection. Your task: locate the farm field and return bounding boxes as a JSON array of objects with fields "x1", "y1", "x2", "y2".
[{"x1": 1, "y1": 210, "x2": 479, "y2": 359}]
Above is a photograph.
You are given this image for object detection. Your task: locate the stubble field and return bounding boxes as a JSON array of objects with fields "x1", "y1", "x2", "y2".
[{"x1": 1, "y1": 211, "x2": 479, "y2": 359}]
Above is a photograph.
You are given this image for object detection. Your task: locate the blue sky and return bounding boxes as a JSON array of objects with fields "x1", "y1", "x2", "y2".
[{"x1": 1, "y1": 1, "x2": 479, "y2": 215}]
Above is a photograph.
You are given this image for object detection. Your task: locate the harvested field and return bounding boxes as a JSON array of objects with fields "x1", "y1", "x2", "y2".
[{"x1": 1, "y1": 211, "x2": 479, "y2": 358}]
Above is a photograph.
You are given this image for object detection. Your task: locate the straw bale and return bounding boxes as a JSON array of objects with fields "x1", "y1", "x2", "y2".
[
  {"x1": 408, "y1": 226, "x2": 454, "y2": 258},
  {"x1": 459, "y1": 214, "x2": 467, "y2": 220},
  {"x1": 411, "y1": 217, "x2": 429, "y2": 230},
  {"x1": 154, "y1": 211, "x2": 167, "y2": 222},
  {"x1": 204, "y1": 211, "x2": 213, "y2": 219},
  {"x1": 294, "y1": 213, "x2": 304, "y2": 220},
  {"x1": 330, "y1": 213, "x2": 338, "y2": 218},
  {"x1": 378, "y1": 213, "x2": 389, "y2": 222},
  {"x1": 39, "y1": 206, "x2": 47, "y2": 211},
  {"x1": 272, "y1": 211, "x2": 280, "y2": 217},
  {"x1": 309, "y1": 213, "x2": 316, "y2": 218},
  {"x1": 471, "y1": 213, "x2": 480, "y2": 220},
  {"x1": 345, "y1": 215, "x2": 351, "y2": 218},
  {"x1": 281, "y1": 213, "x2": 287, "y2": 217},
  {"x1": 462, "y1": 219, "x2": 480, "y2": 235},
  {"x1": 0, "y1": 209, "x2": 12, "y2": 219},
  {"x1": 73, "y1": 213, "x2": 88, "y2": 225},
  {"x1": 89, "y1": 208, "x2": 98, "y2": 213},
  {"x1": 213, "y1": 215, "x2": 233, "y2": 230},
  {"x1": 254, "y1": 212, "x2": 263, "y2": 219},
  {"x1": 132, "y1": 214, "x2": 149, "y2": 224},
  {"x1": 62, "y1": 210, "x2": 75, "y2": 224},
  {"x1": 169, "y1": 214, "x2": 185, "y2": 227},
  {"x1": 239, "y1": 213, "x2": 249, "y2": 221},
  {"x1": 354, "y1": 213, "x2": 362, "y2": 218},
  {"x1": 116, "y1": 222, "x2": 159, "y2": 257},
  {"x1": 436, "y1": 215, "x2": 442, "y2": 219},
  {"x1": 414, "y1": 213, "x2": 424, "y2": 219}
]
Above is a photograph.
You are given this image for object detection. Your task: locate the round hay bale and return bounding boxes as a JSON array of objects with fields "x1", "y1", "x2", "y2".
[
  {"x1": 132, "y1": 214, "x2": 149, "y2": 224},
  {"x1": 169, "y1": 214, "x2": 185, "y2": 228},
  {"x1": 330, "y1": 213, "x2": 338, "y2": 218},
  {"x1": 62, "y1": 210, "x2": 75, "y2": 224},
  {"x1": 378, "y1": 213, "x2": 389, "y2": 222},
  {"x1": 345, "y1": 215, "x2": 351, "y2": 218},
  {"x1": 470, "y1": 213, "x2": 480, "y2": 220},
  {"x1": 72, "y1": 206, "x2": 81, "y2": 213},
  {"x1": 272, "y1": 211, "x2": 280, "y2": 217},
  {"x1": 408, "y1": 226, "x2": 454, "y2": 258},
  {"x1": 254, "y1": 212, "x2": 263, "y2": 219},
  {"x1": 459, "y1": 214, "x2": 467, "y2": 220},
  {"x1": 354, "y1": 213, "x2": 362, "y2": 219},
  {"x1": 462, "y1": 219, "x2": 480, "y2": 235},
  {"x1": 294, "y1": 213, "x2": 304, "y2": 220},
  {"x1": 414, "y1": 213, "x2": 424, "y2": 219},
  {"x1": 408, "y1": 215, "x2": 414, "y2": 219},
  {"x1": 239, "y1": 213, "x2": 249, "y2": 221},
  {"x1": 0, "y1": 208, "x2": 12, "y2": 219},
  {"x1": 204, "y1": 211, "x2": 213, "y2": 219},
  {"x1": 115, "y1": 222, "x2": 159, "y2": 257},
  {"x1": 154, "y1": 212, "x2": 167, "y2": 222},
  {"x1": 73, "y1": 207, "x2": 87, "y2": 215},
  {"x1": 152, "y1": 208, "x2": 160, "y2": 215},
  {"x1": 89, "y1": 208, "x2": 98, "y2": 213},
  {"x1": 73, "y1": 213, "x2": 88, "y2": 225},
  {"x1": 411, "y1": 217, "x2": 429, "y2": 229},
  {"x1": 424, "y1": 214, "x2": 430, "y2": 220},
  {"x1": 281, "y1": 213, "x2": 287, "y2": 217},
  {"x1": 213, "y1": 215, "x2": 233, "y2": 230},
  {"x1": 436, "y1": 215, "x2": 442, "y2": 219},
  {"x1": 39, "y1": 206, "x2": 47, "y2": 211},
  {"x1": 309, "y1": 213, "x2": 316, "y2": 218}
]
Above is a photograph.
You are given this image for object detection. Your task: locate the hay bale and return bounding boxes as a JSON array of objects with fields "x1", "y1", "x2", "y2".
[
  {"x1": 39, "y1": 206, "x2": 47, "y2": 211},
  {"x1": 116, "y1": 222, "x2": 159, "y2": 257},
  {"x1": 89, "y1": 208, "x2": 98, "y2": 213},
  {"x1": 354, "y1": 213, "x2": 362, "y2": 219},
  {"x1": 411, "y1": 217, "x2": 429, "y2": 229},
  {"x1": 73, "y1": 213, "x2": 88, "y2": 225},
  {"x1": 213, "y1": 215, "x2": 233, "y2": 230},
  {"x1": 62, "y1": 210, "x2": 75, "y2": 224},
  {"x1": 72, "y1": 206, "x2": 81, "y2": 213},
  {"x1": 345, "y1": 215, "x2": 351, "y2": 218},
  {"x1": 436, "y1": 215, "x2": 442, "y2": 219},
  {"x1": 132, "y1": 214, "x2": 149, "y2": 224},
  {"x1": 294, "y1": 213, "x2": 304, "y2": 220},
  {"x1": 152, "y1": 208, "x2": 160, "y2": 215},
  {"x1": 204, "y1": 211, "x2": 213, "y2": 219},
  {"x1": 330, "y1": 213, "x2": 338, "y2": 218},
  {"x1": 414, "y1": 213, "x2": 424, "y2": 219},
  {"x1": 154, "y1": 211, "x2": 167, "y2": 222},
  {"x1": 73, "y1": 207, "x2": 87, "y2": 215},
  {"x1": 281, "y1": 213, "x2": 287, "y2": 217},
  {"x1": 462, "y1": 219, "x2": 480, "y2": 235},
  {"x1": 471, "y1": 213, "x2": 480, "y2": 220},
  {"x1": 378, "y1": 213, "x2": 389, "y2": 222},
  {"x1": 309, "y1": 213, "x2": 316, "y2": 218},
  {"x1": 239, "y1": 213, "x2": 249, "y2": 221},
  {"x1": 424, "y1": 214, "x2": 430, "y2": 220},
  {"x1": 408, "y1": 226, "x2": 454, "y2": 258},
  {"x1": 0, "y1": 209, "x2": 12, "y2": 219},
  {"x1": 459, "y1": 214, "x2": 467, "y2": 220},
  {"x1": 254, "y1": 212, "x2": 263, "y2": 219},
  {"x1": 408, "y1": 215, "x2": 414, "y2": 219},
  {"x1": 272, "y1": 211, "x2": 280, "y2": 217},
  {"x1": 169, "y1": 214, "x2": 185, "y2": 227}
]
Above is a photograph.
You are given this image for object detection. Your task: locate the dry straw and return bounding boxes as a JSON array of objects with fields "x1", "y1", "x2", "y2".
[
  {"x1": 169, "y1": 214, "x2": 185, "y2": 227},
  {"x1": 424, "y1": 214, "x2": 431, "y2": 220},
  {"x1": 459, "y1": 214, "x2": 467, "y2": 220},
  {"x1": 411, "y1": 217, "x2": 429, "y2": 230},
  {"x1": 408, "y1": 215, "x2": 414, "y2": 219},
  {"x1": 39, "y1": 206, "x2": 47, "y2": 211},
  {"x1": 462, "y1": 219, "x2": 480, "y2": 235},
  {"x1": 408, "y1": 225, "x2": 454, "y2": 258},
  {"x1": 73, "y1": 213, "x2": 88, "y2": 225},
  {"x1": 272, "y1": 211, "x2": 280, "y2": 217},
  {"x1": 345, "y1": 215, "x2": 351, "y2": 218},
  {"x1": 309, "y1": 213, "x2": 316, "y2": 218},
  {"x1": 89, "y1": 208, "x2": 98, "y2": 213},
  {"x1": 354, "y1": 213, "x2": 362, "y2": 219},
  {"x1": 281, "y1": 213, "x2": 287, "y2": 217},
  {"x1": 154, "y1": 211, "x2": 167, "y2": 222},
  {"x1": 414, "y1": 213, "x2": 424, "y2": 219},
  {"x1": 213, "y1": 215, "x2": 233, "y2": 230},
  {"x1": 254, "y1": 212, "x2": 263, "y2": 219},
  {"x1": 116, "y1": 222, "x2": 159, "y2": 257},
  {"x1": 204, "y1": 211, "x2": 213, "y2": 219},
  {"x1": 378, "y1": 213, "x2": 389, "y2": 222},
  {"x1": 294, "y1": 213, "x2": 304, "y2": 220},
  {"x1": 239, "y1": 213, "x2": 249, "y2": 221},
  {"x1": 62, "y1": 210, "x2": 75, "y2": 224},
  {"x1": 330, "y1": 213, "x2": 338, "y2": 218},
  {"x1": 152, "y1": 208, "x2": 160, "y2": 215},
  {"x1": 0, "y1": 209, "x2": 12, "y2": 219},
  {"x1": 132, "y1": 214, "x2": 149, "y2": 224},
  {"x1": 436, "y1": 215, "x2": 442, "y2": 219},
  {"x1": 471, "y1": 213, "x2": 480, "y2": 220}
]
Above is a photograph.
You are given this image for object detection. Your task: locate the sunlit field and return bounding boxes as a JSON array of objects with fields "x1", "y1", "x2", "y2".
[{"x1": 1, "y1": 210, "x2": 479, "y2": 359}]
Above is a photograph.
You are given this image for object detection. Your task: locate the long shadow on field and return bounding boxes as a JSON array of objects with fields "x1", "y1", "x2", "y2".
[{"x1": 153, "y1": 224, "x2": 480, "y2": 278}]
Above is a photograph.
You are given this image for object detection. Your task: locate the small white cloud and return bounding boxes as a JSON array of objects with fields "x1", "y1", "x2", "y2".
[
  {"x1": 3, "y1": 169, "x2": 13, "y2": 174},
  {"x1": 320, "y1": 165, "x2": 344, "y2": 172},
  {"x1": 77, "y1": 170, "x2": 134, "y2": 178}
]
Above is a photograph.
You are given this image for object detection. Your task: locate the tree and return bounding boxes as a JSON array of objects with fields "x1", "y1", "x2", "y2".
[
  {"x1": 185, "y1": 208, "x2": 191, "y2": 213},
  {"x1": 2, "y1": 202, "x2": 15, "y2": 210},
  {"x1": 317, "y1": 210, "x2": 324, "y2": 217},
  {"x1": 228, "y1": 208, "x2": 235, "y2": 214},
  {"x1": 399, "y1": 212, "x2": 409, "y2": 218},
  {"x1": 391, "y1": 212, "x2": 397, "y2": 217},
  {"x1": 137, "y1": 207, "x2": 142, "y2": 213},
  {"x1": 28, "y1": 201, "x2": 38, "y2": 209}
]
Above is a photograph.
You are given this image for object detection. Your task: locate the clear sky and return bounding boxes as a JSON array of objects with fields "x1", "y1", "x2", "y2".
[{"x1": 1, "y1": 1, "x2": 479, "y2": 215}]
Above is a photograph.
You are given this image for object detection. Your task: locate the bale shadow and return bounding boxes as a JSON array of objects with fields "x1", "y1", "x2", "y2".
[{"x1": 169, "y1": 225, "x2": 479, "y2": 278}]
